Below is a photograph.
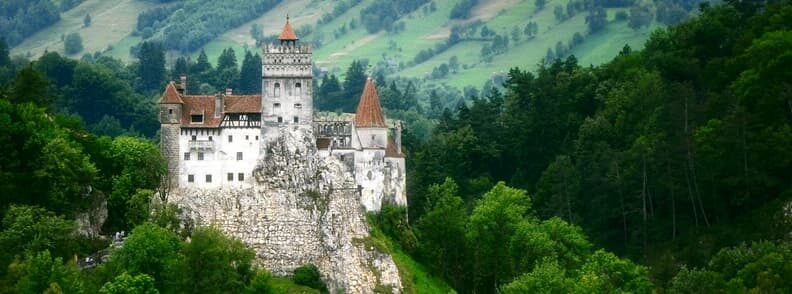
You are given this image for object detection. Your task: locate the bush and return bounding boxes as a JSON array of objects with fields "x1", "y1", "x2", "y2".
[
  {"x1": 64, "y1": 33, "x2": 83, "y2": 55},
  {"x1": 293, "y1": 264, "x2": 327, "y2": 293}
]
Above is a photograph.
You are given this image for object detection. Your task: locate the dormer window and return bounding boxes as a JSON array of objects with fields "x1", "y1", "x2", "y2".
[
  {"x1": 274, "y1": 83, "x2": 281, "y2": 97},
  {"x1": 191, "y1": 114, "x2": 203, "y2": 123}
]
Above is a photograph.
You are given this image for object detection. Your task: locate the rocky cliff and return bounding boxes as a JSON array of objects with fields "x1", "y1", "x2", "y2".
[{"x1": 169, "y1": 126, "x2": 402, "y2": 293}]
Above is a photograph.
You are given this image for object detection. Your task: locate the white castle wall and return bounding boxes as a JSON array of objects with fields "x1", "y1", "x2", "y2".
[{"x1": 178, "y1": 127, "x2": 262, "y2": 188}]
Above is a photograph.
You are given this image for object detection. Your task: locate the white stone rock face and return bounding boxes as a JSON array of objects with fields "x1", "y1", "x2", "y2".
[{"x1": 169, "y1": 126, "x2": 402, "y2": 293}]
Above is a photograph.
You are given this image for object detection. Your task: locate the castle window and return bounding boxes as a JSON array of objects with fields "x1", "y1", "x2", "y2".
[
  {"x1": 206, "y1": 175, "x2": 212, "y2": 183},
  {"x1": 208, "y1": 136, "x2": 212, "y2": 141},
  {"x1": 274, "y1": 83, "x2": 281, "y2": 97},
  {"x1": 255, "y1": 136, "x2": 259, "y2": 140},
  {"x1": 169, "y1": 109, "x2": 173, "y2": 114},
  {"x1": 184, "y1": 152, "x2": 190, "y2": 160},
  {"x1": 274, "y1": 103, "x2": 281, "y2": 108},
  {"x1": 295, "y1": 82, "x2": 302, "y2": 95},
  {"x1": 238, "y1": 173, "x2": 244, "y2": 181},
  {"x1": 227, "y1": 173, "x2": 234, "y2": 181},
  {"x1": 245, "y1": 135, "x2": 249, "y2": 140},
  {"x1": 228, "y1": 135, "x2": 233, "y2": 143},
  {"x1": 277, "y1": 117, "x2": 283, "y2": 123},
  {"x1": 294, "y1": 116, "x2": 299, "y2": 123},
  {"x1": 191, "y1": 115, "x2": 203, "y2": 123},
  {"x1": 237, "y1": 152, "x2": 243, "y2": 161},
  {"x1": 197, "y1": 152, "x2": 204, "y2": 160},
  {"x1": 191, "y1": 135, "x2": 197, "y2": 141},
  {"x1": 294, "y1": 103, "x2": 302, "y2": 109},
  {"x1": 188, "y1": 175, "x2": 194, "y2": 183}
]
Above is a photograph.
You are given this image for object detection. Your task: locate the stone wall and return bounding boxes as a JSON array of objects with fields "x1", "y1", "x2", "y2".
[
  {"x1": 161, "y1": 124, "x2": 181, "y2": 189},
  {"x1": 169, "y1": 127, "x2": 402, "y2": 293}
]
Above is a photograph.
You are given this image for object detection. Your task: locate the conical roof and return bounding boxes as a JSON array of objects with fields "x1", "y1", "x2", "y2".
[
  {"x1": 354, "y1": 78, "x2": 386, "y2": 128},
  {"x1": 278, "y1": 16, "x2": 298, "y2": 41},
  {"x1": 159, "y1": 82, "x2": 184, "y2": 104}
]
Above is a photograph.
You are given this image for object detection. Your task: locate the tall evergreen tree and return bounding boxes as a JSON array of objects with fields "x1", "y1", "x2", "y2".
[
  {"x1": 316, "y1": 74, "x2": 342, "y2": 111},
  {"x1": 343, "y1": 60, "x2": 367, "y2": 112},
  {"x1": 216, "y1": 48, "x2": 238, "y2": 71},
  {"x1": 137, "y1": 41, "x2": 166, "y2": 92},
  {"x1": 238, "y1": 51, "x2": 261, "y2": 94},
  {"x1": 215, "y1": 48, "x2": 239, "y2": 91},
  {"x1": 172, "y1": 56, "x2": 190, "y2": 81},
  {"x1": 193, "y1": 50, "x2": 212, "y2": 74},
  {"x1": 0, "y1": 38, "x2": 10, "y2": 68}
]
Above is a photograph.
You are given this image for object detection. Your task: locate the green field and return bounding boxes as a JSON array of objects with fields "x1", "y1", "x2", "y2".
[
  {"x1": 12, "y1": 0, "x2": 666, "y2": 89},
  {"x1": 11, "y1": 0, "x2": 163, "y2": 62}
]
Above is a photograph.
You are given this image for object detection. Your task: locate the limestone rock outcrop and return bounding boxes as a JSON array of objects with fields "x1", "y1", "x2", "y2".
[{"x1": 169, "y1": 126, "x2": 402, "y2": 293}]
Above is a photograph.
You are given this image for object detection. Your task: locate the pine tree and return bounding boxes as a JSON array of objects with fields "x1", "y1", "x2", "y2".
[
  {"x1": 217, "y1": 48, "x2": 238, "y2": 71},
  {"x1": 172, "y1": 56, "x2": 190, "y2": 81},
  {"x1": 193, "y1": 50, "x2": 212, "y2": 73},
  {"x1": 137, "y1": 41, "x2": 166, "y2": 92},
  {"x1": 0, "y1": 38, "x2": 10, "y2": 68},
  {"x1": 215, "y1": 48, "x2": 239, "y2": 91},
  {"x1": 343, "y1": 60, "x2": 367, "y2": 112},
  {"x1": 238, "y1": 51, "x2": 261, "y2": 94}
]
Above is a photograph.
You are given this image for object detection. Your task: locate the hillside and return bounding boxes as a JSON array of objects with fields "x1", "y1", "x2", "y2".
[{"x1": 10, "y1": 0, "x2": 680, "y2": 89}]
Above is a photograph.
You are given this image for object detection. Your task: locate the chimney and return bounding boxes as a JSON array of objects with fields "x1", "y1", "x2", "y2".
[
  {"x1": 179, "y1": 76, "x2": 187, "y2": 95},
  {"x1": 225, "y1": 88, "x2": 233, "y2": 95},
  {"x1": 395, "y1": 120, "x2": 402, "y2": 155},
  {"x1": 214, "y1": 93, "x2": 223, "y2": 118}
]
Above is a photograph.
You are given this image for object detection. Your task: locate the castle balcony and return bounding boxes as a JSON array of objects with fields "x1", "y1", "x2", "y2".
[{"x1": 189, "y1": 140, "x2": 214, "y2": 150}]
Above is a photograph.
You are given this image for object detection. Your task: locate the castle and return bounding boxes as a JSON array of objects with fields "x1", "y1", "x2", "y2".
[{"x1": 159, "y1": 18, "x2": 406, "y2": 212}]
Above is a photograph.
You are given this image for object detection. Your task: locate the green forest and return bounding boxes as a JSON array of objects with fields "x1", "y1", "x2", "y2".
[{"x1": 0, "y1": 0, "x2": 791, "y2": 293}]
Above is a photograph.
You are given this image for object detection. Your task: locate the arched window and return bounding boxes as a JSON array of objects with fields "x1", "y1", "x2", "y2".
[
  {"x1": 274, "y1": 83, "x2": 281, "y2": 97},
  {"x1": 295, "y1": 82, "x2": 302, "y2": 95}
]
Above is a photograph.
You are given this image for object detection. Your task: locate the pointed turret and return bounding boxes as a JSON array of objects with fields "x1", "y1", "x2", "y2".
[
  {"x1": 160, "y1": 81, "x2": 184, "y2": 104},
  {"x1": 278, "y1": 15, "x2": 298, "y2": 44},
  {"x1": 354, "y1": 78, "x2": 386, "y2": 128}
]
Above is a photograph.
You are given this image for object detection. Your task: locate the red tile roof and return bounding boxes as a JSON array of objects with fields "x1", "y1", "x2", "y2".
[
  {"x1": 278, "y1": 17, "x2": 298, "y2": 41},
  {"x1": 385, "y1": 137, "x2": 404, "y2": 158},
  {"x1": 179, "y1": 94, "x2": 265, "y2": 128},
  {"x1": 354, "y1": 78, "x2": 387, "y2": 128},
  {"x1": 159, "y1": 82, "x2": 184, "y2": 104},
  {"x1": 181, "y1": 96, "x2": 222, "y2": 128},
  {"x1": 224, "y1": 95, "x2": 261, "y2": 113}
]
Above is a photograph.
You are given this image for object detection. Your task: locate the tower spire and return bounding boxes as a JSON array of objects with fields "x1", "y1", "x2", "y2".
[{"x1": 278, "y1": 15, "x2": 298, "y2": 45}]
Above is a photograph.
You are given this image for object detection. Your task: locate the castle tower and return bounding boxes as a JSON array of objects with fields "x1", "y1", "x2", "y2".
[
  {"x1": 354, "y1": 78, "x2": 388, "y2": 149},
  {"x1": 261, "y1": 16, "x2": 313, "y2": 136},
  {"x1": 159, "y1": 81, "x2": 184, "y2": 189}
]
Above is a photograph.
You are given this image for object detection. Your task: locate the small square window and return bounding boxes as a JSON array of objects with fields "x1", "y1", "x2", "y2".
[
  {"x1": 228, "y1": 135, "x2": 233, "y2": 142},
  {"x1": 191, "y1": 115, "x2": 203, "y2": 123},
  {"x1": 184, "y1": 152, "x2": 190, "y2": 160},
  {"x1": 208, "y1": 136, "x2": 213, "y2": 141},
  {"x1": 198, "y1": 152, "x2": 204, "y2": 160},
  {"x1": 206, "y1": 175, "x2": 212, "y2": 183},
  {"x1": 238, "y1": 173, "x2": 244, "y2": 181},
  {"x1": 191, "y1": 135, "x2": 197, "y2": 141},
  {"x1": 277, "y1": 117, "x2": 283, "y2": 123},
  {"x1": 294, "y1": 103, "x2": 302, "y2": 109},
  {"x1": 187, "y1": 175, "x2": 194, "y2": 183},
  {"x1": 255, "y1": 136, "x2": 259, "y2": 140},
  {"x1": 245, "y1": 135, "x2": 249, "y2": 140},
  {"x1": 169, "y1": 109, "x2": 173, "y2": 114},
  {"x1": 293, "y1": 116, "x2": 299, "y2": 123},
  {"x1": 237, "y1": 152, "x2": 243, "y2": 161},
  {"x1": 227, "y1": 173, "x2": 234, "y2": 181}
]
